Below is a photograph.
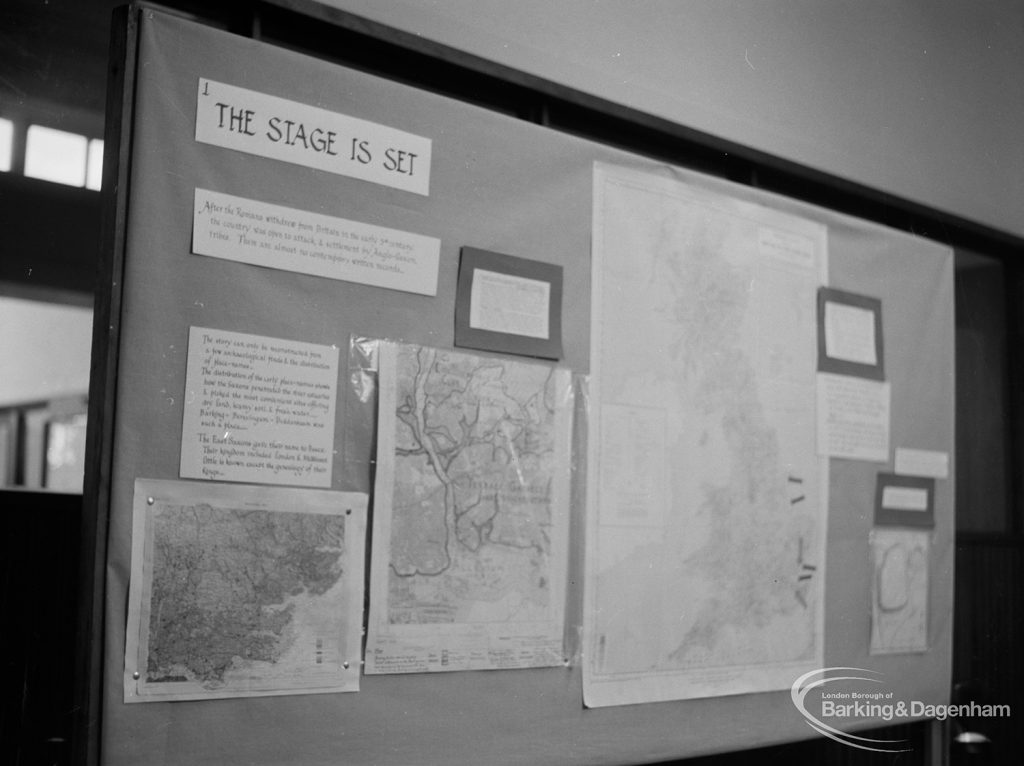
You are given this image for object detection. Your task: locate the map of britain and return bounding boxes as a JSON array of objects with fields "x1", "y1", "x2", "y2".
[{"x1": 584, "y1": 164, "x2": 829, "y2": 706}]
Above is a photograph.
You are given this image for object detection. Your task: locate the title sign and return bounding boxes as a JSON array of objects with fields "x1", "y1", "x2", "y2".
[{"x1": 195, "y1": 78, "x2": 431, "y2": 195}]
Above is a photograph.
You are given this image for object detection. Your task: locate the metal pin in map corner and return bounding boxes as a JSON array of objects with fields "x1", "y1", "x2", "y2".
[
  {"x1": 132, "y1": 671, "x2": 140, "y2": 680},
  {"x1": 147, "y1": 497, "x2": 154, "y2": 505}
]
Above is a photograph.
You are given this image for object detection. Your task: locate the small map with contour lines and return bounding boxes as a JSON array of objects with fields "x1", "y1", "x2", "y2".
[
  {"x1": 365, "y1": 341, "x2": 572, "y2": 673},
  {"x1": 124, "y1": 479, "x2": 367, "y2": 701}
]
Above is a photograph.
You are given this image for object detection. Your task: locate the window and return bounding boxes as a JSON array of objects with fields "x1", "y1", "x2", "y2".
[
  {"x1": 24, "y1": 125, "x2": 88, "y2": 187},
  {"x1": 0, "y1": 118, "x2": 13, "y2": 172}
]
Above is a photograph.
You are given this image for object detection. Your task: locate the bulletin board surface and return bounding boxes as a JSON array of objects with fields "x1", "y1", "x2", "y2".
[{"x1": 94, "y1": 9, "x2": 954, "y2": 765}]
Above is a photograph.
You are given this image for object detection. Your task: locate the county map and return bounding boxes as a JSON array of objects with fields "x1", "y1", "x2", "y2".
[
  {"x1": 367, "y1": 342, "x2": 571, "y2": 673},
  {"x1": 125, "y1": 481, "x2": 366, "y2": 701}
]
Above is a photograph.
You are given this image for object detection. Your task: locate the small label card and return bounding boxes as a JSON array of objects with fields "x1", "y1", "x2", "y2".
[
  {"x1": 455, "y1": 246, "x2": 563, "y2": 360},
  {"x1": 894, "y1": 447, "x2": 950, "y2": 479},
  {"x1": 180, "y1": 326, "x2": 339, "y2": 487},
  {"x1": 874, "y1": 472, "x2": 936, "y2": 527},
  {"x1": 193, "y1": 188, "x2": 439, "y2": 295},
  {"x1": 818, "y1": 287, "x2": 884, "y2": 380},
  {"x1": 195, "y1": 78, "x2": 431, "y2": 195}
]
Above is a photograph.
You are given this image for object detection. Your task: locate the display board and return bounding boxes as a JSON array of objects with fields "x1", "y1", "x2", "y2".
[{"x1": 90, "y1": 8, "x2": 955, "y2": 765}]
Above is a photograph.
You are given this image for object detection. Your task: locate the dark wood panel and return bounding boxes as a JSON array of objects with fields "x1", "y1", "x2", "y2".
[
  {"x1": 657, "y1": 722, "x2": 929, "y2": 765},
  {"x1": 0, "y1": 174, "x2": 101, "y2": 298},
  {"x1": 0, "y1": 490, "x2": 82, "y2": 766},
  {"x1": 955, "y1": 258, "x2": 1011, "y2": 534},
  {"x1": 953, "y1": 541, "x2": 1024, "y2": 765},
  {"x1": 74, "y1": 9, "x2": 138, "y2": 765}
]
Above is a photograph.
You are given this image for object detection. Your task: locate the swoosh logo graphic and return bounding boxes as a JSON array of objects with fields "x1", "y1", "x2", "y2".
[{"x1": 791, "y1": 668, "x2": 911, "y2": 753}]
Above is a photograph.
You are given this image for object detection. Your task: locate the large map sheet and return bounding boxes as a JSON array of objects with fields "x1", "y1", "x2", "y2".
[
  {"x1": 366, "y1": 341, "x2": 572, "y2": 673},
  {"x1": 584, "y1": 163, "x2": 828, "y2": 706},
  {"x1": 124, "y1": 479, "x2": 367, "y2": 701}
]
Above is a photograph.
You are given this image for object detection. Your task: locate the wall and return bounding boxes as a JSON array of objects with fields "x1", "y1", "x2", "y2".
[
  {"x1": 317, "y1": 0, "x2": 1024, "y2": 239},
  {"x1": 0, "y1": 297, "x2": 92, "y2": 406}
]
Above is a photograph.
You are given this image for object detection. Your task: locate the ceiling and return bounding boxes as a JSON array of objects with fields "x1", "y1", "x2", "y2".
[
  {"x1": 0, "y1": 0, "x2": 122, "y2": 302},
  {"x1": 0, "y1": 0, "x2": 122, "y2": 133}
]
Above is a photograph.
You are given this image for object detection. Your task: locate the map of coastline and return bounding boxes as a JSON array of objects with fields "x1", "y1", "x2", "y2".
[
  {"x1": 125, "y1": 481, "x2": 366, "y2": 701},
  {"x1": 367, "y1": 342, "x2": 571, "y2": 673},
  {"x1": 145, "y1": 504, "x2": 343, "y2": 685}
]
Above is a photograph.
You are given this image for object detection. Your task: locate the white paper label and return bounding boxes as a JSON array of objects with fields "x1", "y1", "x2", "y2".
[
  {"x1": 180, "y1": 327, "x2": 339, "y2": 487},
  {"x1": 894, "y1": 447, "x2": 949, "y2": 479},
  {"x1": 881, "y1": 486, "x2": 930, "y2": 512},
  {"x1": 469, "y1": 268, "x2": 551, "y2": 339},
  {"x1": 824, "y1": 301, "x2": 878, "y2": 365},
  {"x1": 193, "y1": 189, "x2": 439, "y2": 296},
  {"x1": 758, "y1": 227, "x2": 817, "y2": 270},
  {"x1": 195, "y1": 78, "x2": 431, "y2": 195}
]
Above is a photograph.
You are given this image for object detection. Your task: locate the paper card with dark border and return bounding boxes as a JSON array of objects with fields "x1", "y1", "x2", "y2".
[
  {"x1": 817, "y1": 287, "x2": 884, "y2": 381},
  {"x1": 455, "y1": 246, "x2": 563, "y2": 360},
  {"x1": 874, "y1": 472, "x2": 935, "y2": 528}
]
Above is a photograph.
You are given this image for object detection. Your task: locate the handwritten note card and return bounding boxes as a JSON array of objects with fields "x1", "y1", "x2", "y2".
[
  {"x1": 180, "y1": 327, "x2": 339, "y2": 487},
  {"x1": 816, "y1": 372, "x2": 890, "y2": 461},
  {"x1": 195, "y1": 79, "x2": 431, "y2": 195},
  {"x1": 193, "y1": 189, "x2": 439, "y2": 295}
]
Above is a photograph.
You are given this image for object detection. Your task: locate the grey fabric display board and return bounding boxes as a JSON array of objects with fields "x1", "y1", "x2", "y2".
[{"x1": 90, "y1": 8, "x2": 954, "y2": 765}]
